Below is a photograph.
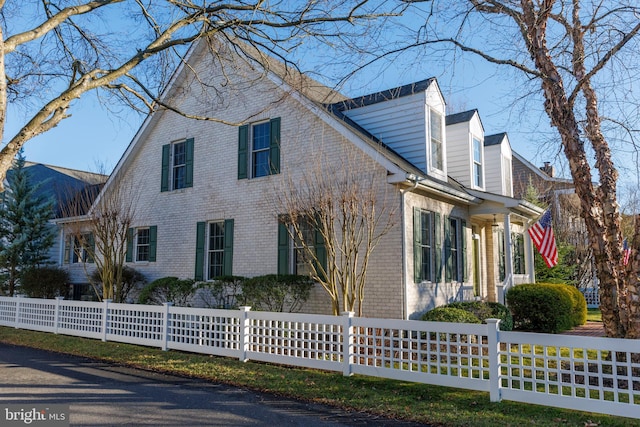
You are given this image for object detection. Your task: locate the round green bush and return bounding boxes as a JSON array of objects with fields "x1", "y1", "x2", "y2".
[
  {"x1": 506, "y1": 283, "x2": 574, "y2": 333},
  {"x1": 446, "y1": 301, "x2": 514, "y2": 331},
  {"x1": 20, "y1": 267, "x2": 69, "y2": 299},
  {"x1": 554, "y1": 283, "x2": 587, "y2": 326},
  {"x1": 421, "y1": 307, "x2": 481, "y2": 324}
]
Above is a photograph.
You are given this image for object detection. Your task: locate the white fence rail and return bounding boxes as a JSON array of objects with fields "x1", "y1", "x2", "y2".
[{"x1": 0, "y1": 296, "x2": 637, "y2": 420}]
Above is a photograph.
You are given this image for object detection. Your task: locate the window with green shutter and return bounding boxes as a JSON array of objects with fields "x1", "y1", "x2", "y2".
[
  {"x1": 126, "y1": 226, "x2": 158, "y2": 263},
  {"x1": 445, "y1": 217, "x2": 467, "y2": 283},
  {"x1": 277, "y1": 217, "x2": 326, "y2": 276},
  {"x1": 413, "y1": 208, "x2": 434, "y2": 283},
  {"x1": 161, "y1": 138, "x2": 194, "y2": 192},
  {"x1": 195, "y1": 219, "x2": 234, "y2": 281},
  {"x1": 238, "y1": 118, "x2": 281, "y2": 180}
]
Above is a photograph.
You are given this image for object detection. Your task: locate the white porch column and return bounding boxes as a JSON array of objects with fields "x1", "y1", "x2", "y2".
[
  {"x1": 503, "y1": 214, "x2": 513, "y2": 286},
  {"x1": 524, "y1": 224, "x2": 535, "y2": 283}
]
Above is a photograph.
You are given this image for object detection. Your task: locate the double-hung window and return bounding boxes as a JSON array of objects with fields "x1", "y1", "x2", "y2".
[
  {"x1": 414, "y1": 208, "x2": 441, "y2": 283},
  {"x1": 278, "y1": 217, "x2": 325, "y2": 276},
  {"x1": 472, "y1": 137, "x2": 483, "y2": 188},
  {"x1": 445, "y1": 217, "x2": 467, "y2": 283},
  {"x1": 207, "y1": 222, "x2": 225, "y2": 280},
  {"x1": 64, "y1": 233, "x2": 95, "y2": 264},
  {"x1": 430, "y1": 109, "x2": 444, "y2": 171},
  {"x1": 161, "y1": 138, "x2": 194, "y2": 192},
  {"x1": 195, "y1": 219, "x2": 234, "y2": 281},
  {"x1": 238, "y1": 118, "x2": 281, "y2": 179},
  {"x1": 126, "y1": 226, "x2": 157, "y2": 263}
]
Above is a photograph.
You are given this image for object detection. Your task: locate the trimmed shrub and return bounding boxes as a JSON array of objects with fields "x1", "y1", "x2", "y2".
[
  {"x1": 447, "y1": 301, "x2": 514, "y2": 331},
  {"x1": 421, "y1": 307, "x2": 481, "y2": 324},
  {"x1": 197, "y1": 275, "x2": 246, "y2": 309},
  {"x1": 20, "y1": 267, "x2": 70, "y2": 299},
  {"x1": 138, "y1": 277, "x2": 197, "y2": 306},
  {"x1": 555, "y1": 284, "x2": 587, "y2": 327},
  {"x1": 240, "y1": 274, "x2": 313, "y2": 312},
  {"x1": 506, "y1": 283, "x2": 574, "y2": 333}
]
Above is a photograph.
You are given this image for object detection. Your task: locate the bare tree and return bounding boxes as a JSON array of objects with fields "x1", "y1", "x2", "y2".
[
  {"x1": 276, "y1": 146, "x2": 396, "y2": 316},
  {"x1": 0, "y1": 1, "x2": 407, "y2": 190},
  {"x1": 60, "y1": 173, "x2": 136, "y2": 302},
  {"x1": 395, "y1": 1, "x2": 640, "y2": 337}
]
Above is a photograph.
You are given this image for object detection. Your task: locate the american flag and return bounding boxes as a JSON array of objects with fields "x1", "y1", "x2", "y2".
[
  {"x1": 528, "y1": 209, "x2": 558, "y2": 268},
  {"x1": 623, "y1": 238, "x2": 631, "y2": 266}
]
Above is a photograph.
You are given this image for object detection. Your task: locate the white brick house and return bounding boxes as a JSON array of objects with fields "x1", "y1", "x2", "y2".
[{"x1": 56, "y1": 39, "x2": 542, "y2": 319}]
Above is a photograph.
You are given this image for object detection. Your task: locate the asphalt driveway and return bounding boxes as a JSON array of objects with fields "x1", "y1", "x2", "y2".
[{"x1": 0, "y1": 343, "x2": 426, "y2": 426}]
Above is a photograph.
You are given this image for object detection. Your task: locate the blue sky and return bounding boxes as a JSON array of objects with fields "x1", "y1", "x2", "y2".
[{"x1": 11, "y1": 49, "x2": 559, "y2": 179}]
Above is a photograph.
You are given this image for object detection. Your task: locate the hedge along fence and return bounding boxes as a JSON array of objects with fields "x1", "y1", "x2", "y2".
[
  {"x1": 0, "y1": 296, "x2": 638, "y2": 420},
  {"x1": 506, "y1": 283, "x2": 587, "y2": 333}
]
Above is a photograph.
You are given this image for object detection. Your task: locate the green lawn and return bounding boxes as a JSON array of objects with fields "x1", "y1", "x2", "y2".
[
  {"x1": 587, "y1": 308, "x2": 602, "y2": 322},
  {"x1": 1, "y1": 326, "x2": 637, "y2": 426}
]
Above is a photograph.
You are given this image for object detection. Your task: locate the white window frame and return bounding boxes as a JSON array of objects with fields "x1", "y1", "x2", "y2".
[
  {"x1": 135, "y1": 227, "x2": 150, "y2": 263},
  {"x1": 472, "y1": 136, "x2": 483, "y2": 188},
  {"x1": 416, "y1": 210, "x2": 434, "y2": 283},
  {"x1": 429, "y1": 108, "x2": 444, "y2": 171},
  {"x1": 171, "y1": 140, "x2": 187, "y2": 190},
  {"x1": 288, "y1": 221, "x2": 315, "y2": 276},
  {"x1": 65, "y1": 233, "x2": 93, "y2": 264},
  {"x1": 251, "y1": 121, "x2": 271, "y2": 178},
  {"x1": 206, "y1": 221, "x2": 225, "y2": 280}
]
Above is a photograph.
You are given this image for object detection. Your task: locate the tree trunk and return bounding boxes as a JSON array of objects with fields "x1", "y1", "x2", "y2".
[{"x1": 520, "y1": 1, "x2": 628, "y2": 337}]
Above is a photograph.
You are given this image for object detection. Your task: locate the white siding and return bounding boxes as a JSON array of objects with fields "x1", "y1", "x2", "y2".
[
  {"x1": 341, "y1": 82, "x2": 447, "y2": 181},
  {"x1": 484, "y1": 135, "x2": 513, "y2": 196},
  {"x1": 446, "y1": 112, "x2": 484, "y2": 190},
  {"x1": 343, "y1": 92, "x2": 428, "y2": 171},
  {"x1": 445, "y1": 121, "x2": 471, "y2": 187}
]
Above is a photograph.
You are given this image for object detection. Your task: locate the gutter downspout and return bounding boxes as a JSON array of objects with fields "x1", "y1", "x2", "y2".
[{"x1": 399, "y1": 174, "x2": 423, "y2": 320}]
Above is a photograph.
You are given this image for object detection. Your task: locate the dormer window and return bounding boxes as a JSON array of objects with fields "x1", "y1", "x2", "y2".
[
  {"x1": 430, "y1": 109, "x2": 444, "y2": 171},
  {"x1": 473, "y1": 137, "x2": 483, "y2": 188}
]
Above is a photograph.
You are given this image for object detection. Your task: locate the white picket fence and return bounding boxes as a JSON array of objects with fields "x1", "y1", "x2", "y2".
[{"x1": 0, "y1": 296, "x2": 638, "y2": 420}]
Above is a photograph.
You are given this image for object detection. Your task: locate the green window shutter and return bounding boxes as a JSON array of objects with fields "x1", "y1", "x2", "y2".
[
  {"x1": 126, "y1": 228, "x2": 134, "y2": 263},
  {"x1": 444, "y1": 216, "x2": 451, "y2": 282},
  {"x1": 149, "y1": 225, "x2": 158, "y2": 263},
  {"x1": 413, "y1": 207, "x2": 422, "y2": 283},
  {"x1": 461, "y1": 220, "x2": 467, "y2": 282},
  {"x1": 195, "y1": 222, "x2": 206, "y2": 281},
  {"x1": 314, "y1": 224, "x2": 327, "y2": 280},
  {"x1": 277, "y1": 220, "x2": 290, "y2": 275},
  {"x1": 238, "y1": 125, "x2": 249, "y2": 180},
  {"x1": 185, "y1": 138, "x2": 194, "y2": 188},
  {"x1": 161, "y1": 144, "x2": 170, "y2": 192},
  {"x1": 269, "y1": 117, "x2": 281, "y2": 175},
  {"x1": 223, "y1": 219, "x2": 234, "y2": 276},
  {"x1": 434, "y1": 212, "x2": 442, "y2": 284}
]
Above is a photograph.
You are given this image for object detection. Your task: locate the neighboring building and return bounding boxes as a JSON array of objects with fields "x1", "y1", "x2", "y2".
[
  {"x1": 3, "y1": 162, "x2": 107, "y2": 299},
  {"x1": 54, "y1": 38, "x2": 543, "y2": 318}
]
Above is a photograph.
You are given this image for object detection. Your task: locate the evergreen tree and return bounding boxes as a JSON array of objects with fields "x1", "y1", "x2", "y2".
[{"x1": 0, "y1": 151, "x2": 55, "y2": 295}]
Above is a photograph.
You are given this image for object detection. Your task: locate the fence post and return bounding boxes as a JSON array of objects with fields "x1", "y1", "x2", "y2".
[
  {"x1": 14, "y1": 295, "x2": 23, "y2": 329},
  {"x1": 102, "y1": 299, "x2": 112, "y2": 342},
  {"x1": 342, "y1": 312, "x2": 354, "y2": 377},
  {"x1": 54, "y1": 297, "x2": 64, "y2": 334},
  {"x1": 238, "y1": 306, "x2": 251, "y2": 362},
  {"x1": 161, "y1": 302, "x2": 173, "y2": 351},
  {"x1": 486, "y1": 318, "x2": 502, "y2": 402}
]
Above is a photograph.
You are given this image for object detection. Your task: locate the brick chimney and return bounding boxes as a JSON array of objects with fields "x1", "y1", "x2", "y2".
[{"x1": 540, "y1": 161, "x2": 555, "y2": 177}]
